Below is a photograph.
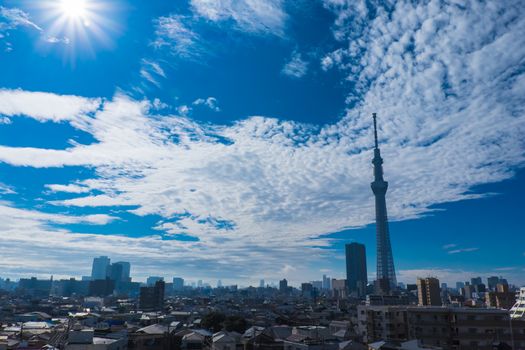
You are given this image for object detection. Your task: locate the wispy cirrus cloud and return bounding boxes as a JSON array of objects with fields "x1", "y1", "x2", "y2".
[
  {"x1": 0, "y1": 6, "x2": 42, "y2": 32},
  {"x1": 282, "y1": 51, "x2": 308, "y2": 78},
  {"x1": 152, "y1": 15, "x2": 202, "y2": 59},
  {"x1": 447, "y1": 247, "x2": 479, "y2": 255},
  {"x1": 190, "y1": 0, "x2": 287, "y2": 37}
]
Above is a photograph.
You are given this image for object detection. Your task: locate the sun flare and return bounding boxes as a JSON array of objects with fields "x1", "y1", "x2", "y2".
[{"x1": 60, "y1": 0, "x2": 87, "y2": 19}]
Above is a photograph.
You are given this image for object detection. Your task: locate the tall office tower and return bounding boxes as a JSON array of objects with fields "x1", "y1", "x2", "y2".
[
  {"x1": 113, "y1": 262, "x2": 131, "y2": 282},
  {"x1": 417, "y1": 277, "x2": 442, "y2": 306},
  {"x1": 259, "y1": 279, "x2": 265, "y2": 288},
  {"x1": 173, "y1": 277, "x2": 184, "y2": 291},
  {"x1": 279, "y1": 278, "x2": 288, "y2": 292},
  {"x1": 371, "y1": 113, "x2": 397, "y2": 290},
  {"x1": 471, "y1": 277, "x2": 482, "y2": 286},
  {"x1": 487, "y1": 276, "x2": 500, "y2": 291},
  {"x1": 91, "y1": 256, "x2": 110, "y2": 280},
  {"x1": 107, "y1": 263, "x2": 123, "y2": 282},
  {"x1": 345, "y1": 243, "x2": 367, "y2": 298},
  {"x1": 322, "y1": 275, "x2": 331, "y2": 290}
]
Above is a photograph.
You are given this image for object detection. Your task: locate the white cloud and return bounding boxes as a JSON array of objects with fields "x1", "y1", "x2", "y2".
[
  {"x1": 45, "y1": 184, "x2": 90, "y2": 194},
  {"x1": 282, "y1": 52, "x2": 308, "y2": 78},
  {"x1": 0, "y1": 6, "x2": 42, "y2": 51},
  {"x1": 447, "y1": 247, "x2": 479, "y2": 255},
  {"x1": 193, "y1": 97, "x2": 220, "y2": 112},
  {"x1": 177, "y1": 104, "x2": 192, "y2": 116},
  {"x1": 190, "y1": 0, "x2": 287, "y2": 36},
  {"x1": 45, "y1": 36, "x2": 70, "y2": 45},
  {"x1": 0, "y1": 6, "x2": 42, "y2": 32},
  {"x1": 152, "y1": 15, "x2": 202, "y2": 59},
  {"x1": 0, "y1": 89, "x2": 101, "y2": 122},
  {"x1": 0, "y1": 202, "x2": 117, "y2": 226},
  {"x1": 140, "y1": 59, "x2": 166, "y2": 87}
]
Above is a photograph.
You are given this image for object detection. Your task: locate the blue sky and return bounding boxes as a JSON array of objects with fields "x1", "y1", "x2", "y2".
[{"x1": 0, "y1": 0, "x2": 524, "y2": 286}]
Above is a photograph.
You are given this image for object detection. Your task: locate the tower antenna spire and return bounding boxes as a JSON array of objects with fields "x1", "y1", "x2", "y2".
[{"x1": 372, "y1": 113, "x2": 379, "y2": 149}]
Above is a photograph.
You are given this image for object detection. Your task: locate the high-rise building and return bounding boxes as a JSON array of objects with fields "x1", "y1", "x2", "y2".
[
  {"x1": 146, "y1": 276, "x2": 163, "y2": 286},
  {"x1": 456, "y1": 281, "x2": 465, "y2": 290},
  {"x1": 113, "y1": 261, "x2": 130, "y2": 282},
  {"x1": 322, "y1": 274, "x2": 331, "y2": 290},
  {"x1": 259, "y1": 279, "x2": 265, "y2": 288},
  {"x1": 279, "y1": 278, "x2": 288, "y2": 292},
  {"x1": 370, "y1": 114, "x2": 397, "y2": 290},
  {"x1": 173, "y1": 277, "x2": 184, "y2": 291},
  {"x1": 311, "y1": 280, "x2": 322, "y2": 290},
  {"x1": 417, "y1": 277, "x2": 441, "y2": 306},
  {"x1": 345, "y1": 242, "x2": 367, "y2": 298},
  {"x1": 91, "y1": 256, "x2": 110, "y2": 280},
  {"x1": 301, "y1": 283, "x2": 313, "y2": 298},
  {"x1": 107, "y1": 263, "x2": 123, "y2": 282},
  {"x1": 471, "y1": 277, "x2": 482, "y2": 286},
  {"x1": 487, "y1": 276, "x2": 500, "y2": 291},
  {"x1": 139, "y1": 280, "x2": 165, "y2": 310}
]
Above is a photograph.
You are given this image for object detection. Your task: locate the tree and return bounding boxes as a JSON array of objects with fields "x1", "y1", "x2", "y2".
[
  {"x1": 224, "y1": 315, "x2": 248, "y2": 333},
  {"x1": 201, "y1": 311, "x2": 226, "y2": 333}
]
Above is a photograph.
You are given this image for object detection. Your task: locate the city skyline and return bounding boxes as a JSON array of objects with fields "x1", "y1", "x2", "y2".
[{"x1": 0, "y1": 0, "x2": 524, "y2": 286}]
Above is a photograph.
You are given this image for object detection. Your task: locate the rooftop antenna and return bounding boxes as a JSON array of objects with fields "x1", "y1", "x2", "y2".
[{"x1": 372, "y1": 113, "x2": 379, "y2": 149}]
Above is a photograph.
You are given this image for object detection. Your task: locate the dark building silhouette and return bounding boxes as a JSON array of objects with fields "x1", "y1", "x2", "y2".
[
  {"x1": 279, "y1": 278, "x2": 288, "y2": 292},
  {"x1": 345, "y1": 242, "x2": 367, "y2": 298},
  {"x1": 55, "y1": 278, "x2": 89, "y2": 297},
  {"x1": 18, "y1": 277, "x2": 52, "y2": 298},
  {"x1": 371, "y1": 113, "x2": 397, "y2": 291},
  {"x1": 88, "y1": 278, "x2": 115, "y2": 297},
  {"x1": 107, "y1": 263, "x2": 123, "y2": 282},
  {"x1": 139, "y1": 280, "x2": 165, "y2": 310}
]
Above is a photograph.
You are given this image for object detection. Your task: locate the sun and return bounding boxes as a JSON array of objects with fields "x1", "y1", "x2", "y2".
[
  {"x1": 60, "y1": 0, "x2": 88, "y2": 19},
  {"x1": 35, "y1": 0, "x2": 119, "y2": 59}
]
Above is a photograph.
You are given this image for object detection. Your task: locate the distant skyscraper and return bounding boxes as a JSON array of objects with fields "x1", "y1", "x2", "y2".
[
  {"x1": 259, "y1": 279, "x2": 265, "y2": 288},
  {"x1": 173, "y1": 277, "x2": 184, "y2": 291},
  {"x1": 279, "y1": 278, "x2": 288, "y2": 292},
  {"x1": 107, "y1": 263, "x2": 123, "y2": 282},
  {"x1": 370, "y1": 113, "x2": 397, "y2": 289},
  {"x1": 146, "y1": 276, "x2": 163, "y2": 286},
  {"x1": 345, "y1": 242, "x2": 367, "y2": 298},
  {"x1": 217, "y1": 280, "x2": 222, "y2": 288},
  {"x1": 91, "y1": 256, "x2": 110, "y2": 280},
  {"x1": 417, "y1": 277, "x2": 441, "y2": 306},
  {"x1": 311, "y1": 280, "x2": 323, "y2": 290},
  {"x1": 487, "y1": 276, "x2": 500, "y2": 291},
  {"x1": 471, "y1": 277, "x2": 482, "y2": 286},
  {"x1": 456, "y1": 281, "x2": 465, "y2": 290},
  {"x1": 322, "y1": 275, "x2": 331, "y2": 290},
  {"x1": 113, "y1": 261, "x2": 130, "y2": 282}
]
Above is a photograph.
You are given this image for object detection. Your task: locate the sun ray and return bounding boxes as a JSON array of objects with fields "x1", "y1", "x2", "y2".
[{"x1": 35, "y1": 0, "x2": 119, "y2": 61}]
